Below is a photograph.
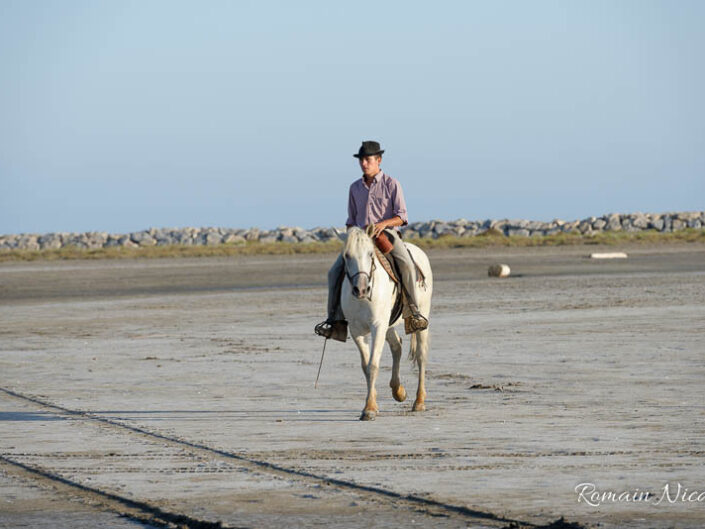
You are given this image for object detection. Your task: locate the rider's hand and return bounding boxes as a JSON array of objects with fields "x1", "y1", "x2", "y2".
[{"x1": 372, "y1": 223, "x2": 386, "y2": 238}]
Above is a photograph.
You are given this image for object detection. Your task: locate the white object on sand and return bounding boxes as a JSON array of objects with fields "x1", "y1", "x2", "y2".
[
  {"x1": 488, "y1": 264, "x2": 511, "y2": 277},
  {"x1": 590, "y1": 252, "x2": 628, "y2": 259}
]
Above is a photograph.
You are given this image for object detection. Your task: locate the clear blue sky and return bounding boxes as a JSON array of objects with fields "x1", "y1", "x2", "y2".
[{"x1": 1, "y1": 0, "x2": 703, "y2": 234}]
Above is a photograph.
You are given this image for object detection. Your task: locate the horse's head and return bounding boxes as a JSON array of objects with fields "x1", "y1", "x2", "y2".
[{"x1": 343, "y1": 227, "x2": 376, "y2": 300}]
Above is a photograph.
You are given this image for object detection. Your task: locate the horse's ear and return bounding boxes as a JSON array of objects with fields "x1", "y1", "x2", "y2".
[{"x1": 365, "y1": 224, "x2": 375, "y2": 237}]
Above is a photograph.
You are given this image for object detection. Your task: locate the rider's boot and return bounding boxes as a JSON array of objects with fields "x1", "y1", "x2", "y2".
[
  {"x1": 315, "y1": 256, "x2": 348, "y2": 342},
  {"x1": 388, "y1": 236, "x2": 429, "y2": 334},
  {"x1": 404, "y1": 304, "x2": 429, "y2": 334},
  {"x1": 315, "y1": 318, "x2": 348, "y2": 342}
]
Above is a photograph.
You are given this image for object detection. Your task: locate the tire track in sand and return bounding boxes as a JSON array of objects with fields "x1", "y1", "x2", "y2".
[{"x1": 0, "y1": 386, "x2": 586, "y2": 529}]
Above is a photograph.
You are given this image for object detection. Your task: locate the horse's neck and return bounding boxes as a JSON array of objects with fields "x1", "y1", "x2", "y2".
[{"x1": 372, "y1": 255, "x2": 395, "y2": 296}]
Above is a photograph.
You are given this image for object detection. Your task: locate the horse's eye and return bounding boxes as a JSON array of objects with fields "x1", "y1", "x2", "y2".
[{"x1": 369, "y1": 252, "x2": 374, "y2": 258}]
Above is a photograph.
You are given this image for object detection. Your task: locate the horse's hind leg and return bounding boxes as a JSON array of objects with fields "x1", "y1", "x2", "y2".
[
  {"x1": 386, "y1": 328, "x2": 407, "y2": 402},
  {"x1": 412, "y1": 328, "x2": 429, "y2": 412}
]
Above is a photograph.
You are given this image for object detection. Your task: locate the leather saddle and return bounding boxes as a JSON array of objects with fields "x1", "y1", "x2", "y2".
[
  {"x1": 373, "y1": 245, "x2": 405, "y2": 325},
  {"x1": 373, "y1": 244, "x2": 427, "y2": 327}
]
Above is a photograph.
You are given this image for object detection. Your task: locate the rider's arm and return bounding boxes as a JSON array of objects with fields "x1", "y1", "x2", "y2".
[
  {"x1": 389, "y1": 178, "x2": 408, "y2": 226},
  {"x1": 372, "y1": 216, "x2": 403, "y2": 237}
]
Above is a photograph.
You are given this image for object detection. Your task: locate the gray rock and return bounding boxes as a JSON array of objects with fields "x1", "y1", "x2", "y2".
[
  {"x1": 671, "y1": 219, "x2": 686, "y2": 231},
  {"x1": 294, "y1": 229, "x2": 314, "y2": 241},
  {"x1": 650, "y1": 218, "x2": 665, "y2": 231},
  {"x1": 244, "y1": 228, "x2": 260, "y2": 241},
  {"x1": 69, "y1": 234, "x2": 89, "y2": 248},
  {"x1": 578, "y1": 221, "x2": 593, "y2": 234},
  {"x1": 3, "y1": 211, "x2": 703, "y2": 254},
  {"x1": 527, "y1": 220, "x2": 547, "y2": 231},
  {"x1": 606, "y1": 214, "x2": 622, "y2": 231},
  {"x1": 417, "y1": 228, "x2": 433, "y2": 239},
  {"x1": 433, "y1": 222, "x2": 451, "y2": 234},
  {"x1": 631, "y1": 213, "x2": 649, "y2": 229},
  {"x1": 562, "y1": 221, "x2": 580, "y2": 233},
  {"x1": 18, "y1": 235, "x2": 40, "y2": 250},
  {"x1": 130, "y1": 232, "x2": 156, "y2": 247},
  {"x1": 491, "y1": 220, "x2": 508, "y2": 231},
  {"x1": 592, "y1": 218, "x2": 607, "y2": 230},
  {"x1": 676, "y1": 211, "x2": 698, "y2": 222},
  {"x1": 508, "y1": 219, "x2": 530, "y2": 229},
  {"x1": 222, "y1": 233, "x2": 246, "y2": 245},
  {"x1": 155, "y1": 236, "x2": 175, "y2": 246},
  {"x1": 84, "y1": 232, "x2": 107, "y2": 249},
  {"x1": 662, "y1": 215, "x2": 673, "y2": 232},
  {"x1": 38, "y1": 234, "x2": 63, "y2": 250},
  {"x1": 105, "y1": 235, "x2": 123, "y2": 248},
  {"x1": 205, "y1": 232, "x2": 223, "y2": 246},
  {"x1": 315, "y1": 227, "x2": 339, "y2": 240},
  {"x1": 172, "y1": 231, "x2": 191, "y2": 244}
]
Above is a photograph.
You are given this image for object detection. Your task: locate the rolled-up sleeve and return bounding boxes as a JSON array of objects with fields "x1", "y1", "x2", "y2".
[{"x1": 390, "y1": 178, "x2": 408, "y2": 226}]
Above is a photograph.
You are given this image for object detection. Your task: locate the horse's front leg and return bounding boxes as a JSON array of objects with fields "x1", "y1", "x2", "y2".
[
  {"x1": 386, "y1": 328, "x2": 406, "y2": 402},
  {"x1": 351, "y1": 333, "x2": 370, "y2": 381},
  {"x1": 361, "y1": 323, "x2": 388, "y2": 421}
]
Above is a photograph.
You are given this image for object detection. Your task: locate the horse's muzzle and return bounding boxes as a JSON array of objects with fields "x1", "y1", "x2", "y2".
[{"x1": 352, "y1": 279, "x2": 371, "y2": 299}]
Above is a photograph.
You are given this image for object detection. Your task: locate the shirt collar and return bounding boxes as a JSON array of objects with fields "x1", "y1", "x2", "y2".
[{"x1": 362, "y1": 171, "x2": 383, "y2": 188}]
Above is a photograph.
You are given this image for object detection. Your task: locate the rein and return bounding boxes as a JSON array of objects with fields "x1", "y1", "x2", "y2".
[{"x1": 344, "y1": 253, "x2": 376, "y2": 301}]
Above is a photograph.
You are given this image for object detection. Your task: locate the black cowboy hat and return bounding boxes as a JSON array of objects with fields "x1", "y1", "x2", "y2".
[{"x1": 353, "y1": 140, "x2": 385, "y2": 158}]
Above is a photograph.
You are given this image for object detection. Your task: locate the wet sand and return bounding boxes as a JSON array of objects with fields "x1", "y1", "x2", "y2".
[{"x1": 1, "y1": 244, "x2": 704, "y2": 528}]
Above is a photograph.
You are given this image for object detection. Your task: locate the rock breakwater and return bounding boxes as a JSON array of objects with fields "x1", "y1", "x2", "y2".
[{"x1": 2, "y1": 211, "x2": 703, "y2": 251}]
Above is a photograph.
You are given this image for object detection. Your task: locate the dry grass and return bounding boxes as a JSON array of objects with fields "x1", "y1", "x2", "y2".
[
  {"x1": 1, "y1": 229, "x2": 703, "y2": 263},
  {"x1": 412, "y1": 227, "x2": 705, "y2": 250}
]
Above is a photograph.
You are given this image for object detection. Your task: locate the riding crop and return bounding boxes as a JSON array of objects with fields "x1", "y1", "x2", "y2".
[{"x1": 314, "y1": 338, "x2": 327, "y2": 389}]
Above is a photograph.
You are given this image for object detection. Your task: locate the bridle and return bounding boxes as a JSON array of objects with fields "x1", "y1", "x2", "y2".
[{"x1": 344, "y1": 252, "x2": 376, "y2": 301}]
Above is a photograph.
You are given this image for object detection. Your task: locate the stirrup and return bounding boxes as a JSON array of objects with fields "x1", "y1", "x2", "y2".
[
  {"x1": 404, "y1": 313, "x2": 428, "y2": 334},
  {"x1": 314, "y1": 319, "x2": 348, "y2": 342}
]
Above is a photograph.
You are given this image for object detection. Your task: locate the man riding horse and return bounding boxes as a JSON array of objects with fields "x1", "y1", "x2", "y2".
[{"x1": 315, "y1": 140, "x2": 429, "y2": 342}]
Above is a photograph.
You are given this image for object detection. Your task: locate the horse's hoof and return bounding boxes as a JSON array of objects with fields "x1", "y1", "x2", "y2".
[
  {"x1": 360, "y1": 410, "x2": 377, "y2": 421},
  {"x1": 392, "y1": 385, "x2": 407, "y2": 402},
  {"x1": 412, "y1": 401, "x2": 426, "y2": 412}
]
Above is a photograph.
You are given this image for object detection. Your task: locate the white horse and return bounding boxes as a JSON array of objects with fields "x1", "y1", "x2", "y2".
[{"x1": 340, "y1": 227, "x2": 433, "y2": 421}]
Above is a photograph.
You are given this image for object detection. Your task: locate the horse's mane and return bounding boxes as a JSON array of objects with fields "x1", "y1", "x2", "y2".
[{"x1": 343, "y1": 227, "x2": 372, "y2": 255}]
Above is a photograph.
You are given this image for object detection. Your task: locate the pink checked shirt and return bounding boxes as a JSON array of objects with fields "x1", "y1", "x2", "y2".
[{"x1": 345, "y1": 172, "x2": 409, "y2": 228}]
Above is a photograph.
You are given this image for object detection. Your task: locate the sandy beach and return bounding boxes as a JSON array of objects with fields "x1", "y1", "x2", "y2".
[{"x1": 1, "y1": 243, "x2": 704, "y2": 528}]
